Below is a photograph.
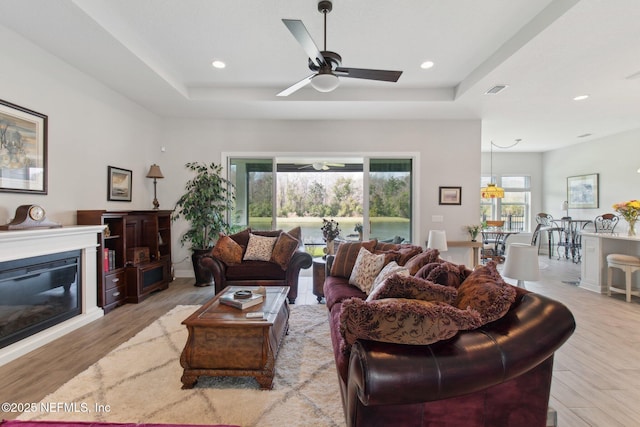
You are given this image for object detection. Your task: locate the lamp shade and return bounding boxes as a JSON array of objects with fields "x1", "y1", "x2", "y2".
[
  {"x1": 146, "y1": 164, "x2": 164, "y2": 179},
  {"x1": 427, "y1": 230, "x2": 448, "y2": 252},
  {"x1": 561, "y1": 200, "x2": 569, "y2": 211},
  {"x1": 503, "y1": 243, "x2": 540, "y2": 287},
  {"x1": 310, "y1": 72, "x2": 340, "y2": 92},
  {"x1": 481, "y1": 183, "x2": 504, "y2": 199}
]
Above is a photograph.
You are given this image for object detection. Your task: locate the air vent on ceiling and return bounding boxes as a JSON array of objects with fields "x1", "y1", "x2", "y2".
[{"x1": 484, "y1": 84, "x2": 509, "y2": 95}]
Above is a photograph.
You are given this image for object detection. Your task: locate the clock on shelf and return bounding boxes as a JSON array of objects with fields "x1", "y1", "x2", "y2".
[{"x1": 0, "y1": 204, "x2": 61, "y2": 230}]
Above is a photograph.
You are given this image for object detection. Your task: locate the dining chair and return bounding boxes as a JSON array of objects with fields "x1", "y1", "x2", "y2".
[
  {"x1": 591, "y1": 213, "x2": 619, "y2": 233},
  {"x1": 534, "y1": 213, "x2": 561, "y2": 258}
]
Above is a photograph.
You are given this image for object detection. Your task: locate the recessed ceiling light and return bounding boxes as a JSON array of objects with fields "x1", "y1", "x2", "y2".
[
  {"x1": 420, "y1": 61, "x2": 434, "y2": 69},
  {"x1": 211, "y1": 60, "x2": 226, "y2": 69},
  {"x1": 573, "y1": 94, "x2": 589, "y2": 101}
]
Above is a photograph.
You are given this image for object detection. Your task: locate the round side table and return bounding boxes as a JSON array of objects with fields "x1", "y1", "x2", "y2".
[{"x1": 312, "y1": 257, "x2": 326, "y2": 303}]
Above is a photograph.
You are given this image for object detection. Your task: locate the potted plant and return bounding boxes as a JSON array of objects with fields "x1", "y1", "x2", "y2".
[
  {"x1": 172, "y1": 162, "x2": 236, "y2": 286},
  {"x1": 354, "y1": 223, "x2": 363, "y2": 241},
  {"x1": 465, "y1": 224, "x2": 482, "y2": 242}
]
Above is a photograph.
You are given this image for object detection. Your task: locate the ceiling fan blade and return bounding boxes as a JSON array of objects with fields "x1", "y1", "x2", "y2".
[
  {"x1": 282, "y1": 19, "x2": 326, "y2": 67},
  {"x1": 335, "y1": 67, "x2": 402, "y2": 82},
  {"x1": 277, "y1": 74, "x2": 314, "y2": 97}
]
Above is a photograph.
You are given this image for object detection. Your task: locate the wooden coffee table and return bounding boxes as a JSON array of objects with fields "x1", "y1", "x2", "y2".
[{"x1": 180, "y1": 285, "x2": 290, "y2": 390}]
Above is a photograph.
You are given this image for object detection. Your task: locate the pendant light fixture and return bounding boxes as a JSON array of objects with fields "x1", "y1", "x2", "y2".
[{"x1": 481, "y1": 142, "x2": 504, "y2": 199}]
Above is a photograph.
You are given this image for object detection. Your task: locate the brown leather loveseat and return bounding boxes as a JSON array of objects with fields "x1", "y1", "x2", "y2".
[
  {"x1": 324, "y1": 240, "x2": 576, "y2": 427},
  {"x1": 199, "y1": 227, "x2": 312, "y2": 304}
]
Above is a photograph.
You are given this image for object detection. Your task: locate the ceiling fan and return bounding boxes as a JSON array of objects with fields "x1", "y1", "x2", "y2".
[
  {"x1": 277, "y1": 0, "x2": 403, "y2": 97},
  {"x1": 297, "y1": 161, "x2": 345, "y2": 171}
]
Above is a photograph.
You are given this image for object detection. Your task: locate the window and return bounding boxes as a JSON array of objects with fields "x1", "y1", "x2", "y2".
[
  {"x1": 481, "y1": 175, "x2": 531, "y2": 232},
  {"x1": 228, "y1": 156, "x2": 415, "y2": 245}
]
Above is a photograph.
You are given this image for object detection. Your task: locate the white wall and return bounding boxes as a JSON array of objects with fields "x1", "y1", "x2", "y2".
[
  {"x1": 159, "y1": 119, "x2": 482, "y2": 275},
  {"x1": 541, "y1": 129, "x2": 640, "y2": 233},
  {"x1": 0, "y1": 25, "x2": 161, "y2": 225}
]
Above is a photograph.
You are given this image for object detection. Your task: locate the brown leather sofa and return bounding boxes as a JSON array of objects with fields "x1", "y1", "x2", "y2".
[
  {"x1": 324, "y1": 242, "x2": 576, "y2": 427},
  {"x1": 198, "y1": 228, "x2": 312, "y2": 304}
]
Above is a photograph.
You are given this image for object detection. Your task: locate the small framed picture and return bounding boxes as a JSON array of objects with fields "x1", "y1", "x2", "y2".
[
  {"x1": 439, "y1": 186, "x2": 462, "y2": 205},
  {"x1": 108, "y1": 166, "x2": 132, "y2": 202}
]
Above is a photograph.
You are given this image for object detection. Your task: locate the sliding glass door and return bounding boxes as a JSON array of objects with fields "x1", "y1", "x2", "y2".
[
  {"x1": 368, "y1": 158, "x2": 412, "y2": 243},
  {"x1": 228, "y1": 156, "x2": 414, "y2": 245},
  {"x1": 229, "y1": 158, "x2": 274, "y2": 230}
]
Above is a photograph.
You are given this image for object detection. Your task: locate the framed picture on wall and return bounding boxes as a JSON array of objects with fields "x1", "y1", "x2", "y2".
[
  {"x1": 0, "y1": 99, "x2": 48, "y2": 194},
  {"x1": 108, "y1": 166, "x2": 132, "y2": 202},
  {"x1": 439, "y1": 186, "x2": 462, "y2": 205},
  {"x1": 567, "y1": 173, "x2": 599, "y2": 209}
]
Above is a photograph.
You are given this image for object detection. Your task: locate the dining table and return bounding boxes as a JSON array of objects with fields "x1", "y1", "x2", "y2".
[
  {"x1": 555, "y1": 218, "x2": 593, "y2": 263},
  {"x1": 481, "y1": 229, "x2": 520, "y2": 263}
]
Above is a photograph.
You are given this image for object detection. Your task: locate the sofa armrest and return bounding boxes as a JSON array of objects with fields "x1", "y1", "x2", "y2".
[
  {"x1": 198, "y1": 254, "x2": 227, "y2": 294},
  {"x1": 346, "y1": 292, "x2": 575, "y2": 407},
  {"x1": 285, "y1": 251, "x2": 312, "y2": 283}
]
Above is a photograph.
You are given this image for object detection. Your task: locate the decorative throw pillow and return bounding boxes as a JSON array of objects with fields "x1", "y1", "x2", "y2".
[
  {"x1": 395, "y1": 244, "x2": 424, "y2": 266},
  {"x1": 349, "y1": 247, "x2": 386, "y2": 294},
  {"x1": 212, "y1": 235, "x2": 244, "y2": 265},
  {"x1": 270, "y1": 231, "x2": 300, "y2": 270},
  {"x1": 454, "y1": 261, "x2": 517, "y2": 325},
  {"x1": 243, "y1": 233, "x2": 277, "y2": 261},
  {"x1": 366, "y1": 262, "x2": 410, "y2": 301},
  {"x1": 287, "y1": 226, "x2": 302, "y2": 242},
  {"x1": 375, "y1": 241, "x2": 400, "y2": 252},
  {"x1": 416, "y1": 261, "x2": 471, "y2": 288},
  {"x1": 367, "y1": 273, "x2": 458, "y2": 304},
  {"x1": 403, "y1": 248, "x2": 440, "y2": 275},
  {"x1": 226, "y1": 227, "x2": 252, "y2": 250},
  {"x1": 330, "y1": 240, "x2": 377, "y2": 279},
  {"x1": 339, "y1": 297, "x2": 482, "y2": 352}
]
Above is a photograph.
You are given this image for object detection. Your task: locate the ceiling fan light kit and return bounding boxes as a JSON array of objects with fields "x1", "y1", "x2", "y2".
[
  {"x1": 311, "y1": 72, "x2": 339, "y2": 92},
  {"x1": 279, "y1": 0, "x2": 402, "y2": 96}
]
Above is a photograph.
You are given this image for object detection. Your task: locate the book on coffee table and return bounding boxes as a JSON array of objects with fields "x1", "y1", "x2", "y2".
[{"x1": 219, "y1": 290, "x2": 264, "y2": 310}]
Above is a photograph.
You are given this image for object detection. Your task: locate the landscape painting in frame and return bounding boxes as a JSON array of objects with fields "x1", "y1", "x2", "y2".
[
  {"x1": 567, "y1": 173, "x2": 599, "y2": 209},
  {"x1": 108, "y1": 166, "x2": 132, "y2": 202},
  {"x1": 439, "y1": 186, "x2": 462, "y2": 205},
  {"x1": 0, "y1": 99, "x2": 47, "y2": 194}
]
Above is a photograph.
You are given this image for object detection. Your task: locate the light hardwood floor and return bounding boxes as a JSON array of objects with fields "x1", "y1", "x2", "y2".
[{"x1": 1, "y1": 257, "x2": 639, "y2": 426}]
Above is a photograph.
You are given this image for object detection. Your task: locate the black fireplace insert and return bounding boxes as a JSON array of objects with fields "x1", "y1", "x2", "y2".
[{"x1": 0, "y1": 250, "x2": 81, "y2": 349}]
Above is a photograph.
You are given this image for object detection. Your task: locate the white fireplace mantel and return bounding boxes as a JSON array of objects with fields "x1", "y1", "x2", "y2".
[{"x1": 0, "y1": 225, "x2": 105, "y2": 366}]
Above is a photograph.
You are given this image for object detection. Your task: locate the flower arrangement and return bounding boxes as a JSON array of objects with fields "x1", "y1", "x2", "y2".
[
  {"x1": 613, "y1": 200, "x2": 640, "y2": 222},
  {"x1": 613, "y1": 200, "x2": 640, "y2": 236},
  {"x1": 465, "y1": 224, "x2": 482, "y2": 241},
  {"x1": 321, "y1": 218, "x2": 341, "y2": 241}
]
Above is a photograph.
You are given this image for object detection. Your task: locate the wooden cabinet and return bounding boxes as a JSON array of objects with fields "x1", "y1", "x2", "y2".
[{"x1": 77, "y1": 210, "x2": 173, "y2": 313}]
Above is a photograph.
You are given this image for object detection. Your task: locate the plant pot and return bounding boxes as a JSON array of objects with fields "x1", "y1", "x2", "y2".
[{"x1": 192, "y1": 248, "x2": 214, "y2": 287}]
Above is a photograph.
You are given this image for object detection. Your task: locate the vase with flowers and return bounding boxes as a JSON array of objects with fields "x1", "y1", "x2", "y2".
[
  {"x1": 613, "y1": 200, "x2": 640, "y2": 236},
  {"x1": 321, "y1": 218, "x2": 341, "y2": 255},
  {"x1": 465, "y1": 224, "x2": 482, "y2": 242}
]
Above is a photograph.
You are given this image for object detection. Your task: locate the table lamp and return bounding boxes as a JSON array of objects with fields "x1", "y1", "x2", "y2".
[
  {"x1": 503, "y1": 243, "x2": 540, "y2": 288},
  {"x1": 427, "y1": 230, "x2": 448, "y2": 252},
  {"x1": 146, "y1": 164, "x2": 164, "y2": 210}
]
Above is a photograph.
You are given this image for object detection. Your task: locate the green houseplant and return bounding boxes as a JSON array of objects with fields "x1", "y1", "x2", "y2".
[{"x1": 172, "y1": 162, "x2": 236, "y2": 286}]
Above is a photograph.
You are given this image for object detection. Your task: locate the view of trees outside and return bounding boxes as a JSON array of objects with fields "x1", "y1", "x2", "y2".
[{"x1": 229, "y1": 158, "x2": 413, "y2": 249}]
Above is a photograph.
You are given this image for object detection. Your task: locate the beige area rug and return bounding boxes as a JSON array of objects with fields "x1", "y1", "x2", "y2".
[{"x1": 18, "y1": 304, "x2": 345, "y2": 427}]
